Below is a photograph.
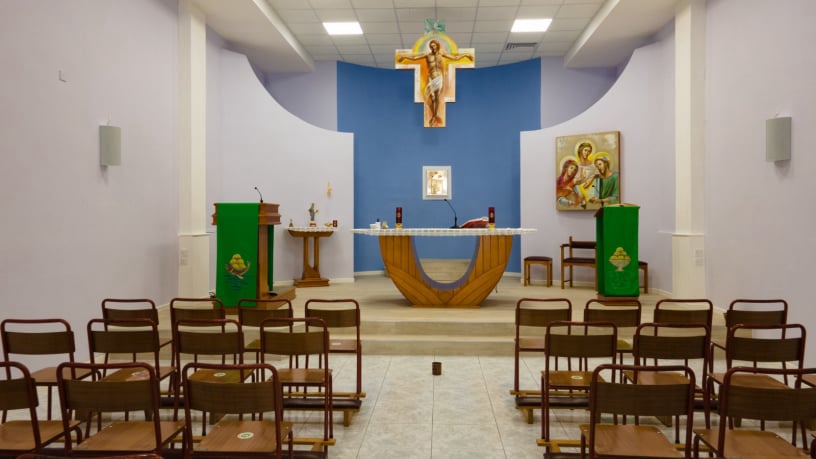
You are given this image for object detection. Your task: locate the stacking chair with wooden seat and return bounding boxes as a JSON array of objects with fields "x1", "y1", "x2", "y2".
[
  {"x1": 305, "y1": 298, "x2": 364, "y2": 426},
  {"x1": 630, "y1": 322, "x2": 712, "y2": 437},
  {"x1": 181, "y1": 362, "x2": 294, "y2": 458},
  {"x1": 0, "y1": 360, "x2": 81, "y2": 456},
  {"x1": 708, "y1": 323, "x2": 805, "y2": 387},
  {"x1": 260, "y1": 317, "x2": 334, "y2": 456},
  {"x1": 580, "y1": 364, "x2": 696, "y2": 459},
  {"x1": 653, "y1": 298, "x2": 713, "y2": 329},
  {"x1": 56, "y1": 361, "x2": 186, "y2": 457},
  {"x1": 584, "y1": 299, "x2": 642, "y2": 367},
  {"x1": 510, "y1": 297, "x2": 573, "y2": 423},
  {"x1": 101, "y1": 298, "x2": 172, "y2": 353},
  {"x1": 709, "y1": 298, "x2": 788, "y2": 371},
  {"x1": 86, "y1": 318, "x2": 178, "y2": 412},
  {"x1": 236, "y1": 298, "x2": 294, "y2": 364},
  {"x1": 172, "y1": 317, "x2": 249, "y2": 427},
  {"x1": 560, "y1": 236, "x2": 596, "y2": 289},
  {"x1": 693, "y1": 367, "x2": 816, "y2": 458},
  {"x1": 537, "y1": 320, "x2": 618, "y2": 454},
  {"x1": 1, "y1": 318, "x2": 92, "y2": 421},
  {"x1": 706, "y1": 322, "x2": 806, "y2": 435},
  {"x1": 169, "y1": 297, "x2": 226, "y2": 328}
]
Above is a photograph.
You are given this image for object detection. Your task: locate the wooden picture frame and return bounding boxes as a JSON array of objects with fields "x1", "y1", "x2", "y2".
[{"x1": 555, "y1": 131, "x2": 621, "y2": 211}]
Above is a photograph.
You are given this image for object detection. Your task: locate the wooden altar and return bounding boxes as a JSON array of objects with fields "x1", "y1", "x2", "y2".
[{"x1": 352, "y1": 228, "x2": 536, "y2": 308}]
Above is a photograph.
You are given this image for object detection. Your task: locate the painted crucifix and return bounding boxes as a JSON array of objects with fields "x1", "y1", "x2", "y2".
[{"x1": 395, "y1": 20, "x2": 475, "y2": 128}]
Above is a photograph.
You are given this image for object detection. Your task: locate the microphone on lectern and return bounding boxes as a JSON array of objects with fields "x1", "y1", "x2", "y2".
[
  {"x1": 254, "y1": 186, "x2": 264, "y2": 203},
  {"x1": 443, "y1": 198, "x2": 459, "y2": 229}
]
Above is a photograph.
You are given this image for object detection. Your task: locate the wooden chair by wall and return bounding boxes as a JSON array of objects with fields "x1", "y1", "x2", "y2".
[
  {"x1": 0, "y1": 360, "x2": 81, "y2": 456},
  {"x1": 1, "y1": 318, "x2": 92, "y2": 421},
  {"x1": 510, "y1": 298, "x2": 572, "y2": 423},
  {"x1": 56, "y1": 361, "x2": 185, "y2": 457},
  {"x1": 559, "y1": 237, "x2": 597, "y2": 289},
  {"x1": 305, "y1": 298, "x2": 364, "y2": 427},
  {"x1": 581, "y1": 363, "x2": 696, "y2": 459},
  {"x1": 181, "y1": 362, "x2": 294, "y2": 458}
]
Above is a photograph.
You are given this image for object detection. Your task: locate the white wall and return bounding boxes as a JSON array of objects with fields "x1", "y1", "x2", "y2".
[
  {"x1": 209, "y1": 50, "x2": 355, "y2": 285},
  {"x1": 704, "y1": 0, "x2": 816, "y2": 361},
  {"x1": 521, "y1": 38, "x2": 676, "y2": 292},
  {"x1": 0, "y1": 0, "x2": 180, "y2": 359}
]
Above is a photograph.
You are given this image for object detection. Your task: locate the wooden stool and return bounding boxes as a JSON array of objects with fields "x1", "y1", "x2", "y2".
[
  {"x1": 638, "y1": 260, "x2": 649, "y2": 293},
  {"x1": 523, "y1": 256, "x2": 552, "y2": 287}
]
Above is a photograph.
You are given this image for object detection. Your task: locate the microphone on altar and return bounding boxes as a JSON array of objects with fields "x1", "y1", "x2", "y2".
[
  {"x1": 443, "y1": 198, "x2": 459, "y2": 229},
  {"x1": 254, "y1": 186, "x2": 264, "y2": 203}
]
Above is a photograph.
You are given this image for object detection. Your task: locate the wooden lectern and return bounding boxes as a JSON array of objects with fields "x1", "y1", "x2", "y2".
[
  {"x1": 595, "y1": 204, "x2": 640, "y2": 298},
  {"x1": 212, "y1": 203, "x2": 295, "y2": 310}
]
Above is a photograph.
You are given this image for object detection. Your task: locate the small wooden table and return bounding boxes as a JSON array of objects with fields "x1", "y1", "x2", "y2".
[{"x1": 288, "y1": 227, "x2": 337, "y2": 287}]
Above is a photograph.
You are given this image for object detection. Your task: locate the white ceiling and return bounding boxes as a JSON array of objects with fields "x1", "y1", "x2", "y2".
[{"x1": 192, "y1": 0, "x2": 680, "y2": 74}]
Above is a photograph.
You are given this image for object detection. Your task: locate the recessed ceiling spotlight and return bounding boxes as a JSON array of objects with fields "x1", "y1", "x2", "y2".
[
  {"x1": 323, "y1": 22, "x2": 363, "y2": 35},
  {"x1": 511, "y1": 18, "x2": 552, "y2": 33}
]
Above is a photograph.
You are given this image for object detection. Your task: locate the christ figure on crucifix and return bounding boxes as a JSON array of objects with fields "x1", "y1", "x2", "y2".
[{"x1": 397, "y1": 39, "x2": 474, "y2": 127}]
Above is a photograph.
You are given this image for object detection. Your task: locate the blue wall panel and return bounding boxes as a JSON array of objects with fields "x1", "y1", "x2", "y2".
[{"x1": 338, "y1": 59, "x2": 540, "y2": 272}]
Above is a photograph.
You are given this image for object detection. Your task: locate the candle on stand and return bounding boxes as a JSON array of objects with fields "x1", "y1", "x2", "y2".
[
  {"x1": 488, "y1": 207, "x2": 495, "y2": 229},
  {"x1": 396, "y1": 207, "x2": 403, "y2": 229}
]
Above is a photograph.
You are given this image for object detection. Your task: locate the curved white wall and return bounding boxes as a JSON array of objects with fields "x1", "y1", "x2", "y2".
[
  {"x1": 521, "y1": 38, "x2": 676, "y2": 292},
  {"x1": 208, "y1": 49, "x2": 354, "y2": 285}
]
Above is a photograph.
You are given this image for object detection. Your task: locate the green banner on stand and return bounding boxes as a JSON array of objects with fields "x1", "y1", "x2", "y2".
[
  {"x1": 596, "y1": 204, "x2": 639, "y2": 297},
  {"x1": 215, "y1": 203, "x2": 259, "y2": 307}
]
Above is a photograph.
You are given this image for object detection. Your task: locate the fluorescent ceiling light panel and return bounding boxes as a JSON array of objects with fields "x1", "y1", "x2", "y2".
[
  {"x1": 511, "y1": 18, "x2": 552, "y2": 33},
  {"x1": 323, "y1": 22, "x2": 363, "y2": 35}
]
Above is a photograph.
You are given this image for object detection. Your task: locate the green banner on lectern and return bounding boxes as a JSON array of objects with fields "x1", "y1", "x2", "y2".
[
  {"x1": 595, "y1": 204, "x2": 639, "y2": 297},
  {"x1": 215, "y1": 203, "x2": 259, "y2": 307}
]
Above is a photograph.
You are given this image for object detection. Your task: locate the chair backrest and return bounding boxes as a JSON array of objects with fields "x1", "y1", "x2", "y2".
[
  {"x1": 56, "y1": 361, "x2": 165, "y2": 455},
  {"x1": 260, "y1": 317, "x2": 330, "y2": 367},
  {"x1": 87, "y1": 318, "x2": 162, "y2": 370},
  {"x1": 304, "y1": 298, "x2": 361, "y2": 330},
  {"x1": 545, "y1": 321, "x2": 618, "y2": 370},
  {"x1": 169, "y1": 297, "x2": 226, "y2": 326},
  {"x1": 653, "y1": 298, "x2": 713, "y2": 328},
  {"x1": 588, "y1": 363, "x2": 696, "y2": 458},
  {"x1": 725, "y1": 298, "x2": 788, "y2": 327},
  {"x1": 724, "y1": 323, "x2": 806, "y2": 369},
  {"x1": 173, "y1": 318, "x2": 244, "y2": 371},
  {"x1": 237, "y1": 299, "x2": 294, "y2": 327},
  {"x1": 633, "y1": 323, "x2": 710, "y2": 378},
  {"x1": 563, "y1": 236, "x2": 596, "y2": 259},
  {"x1": 515, "y1": 298, "x2": 572, "y2": 335},
  {"x1": 182, "y1": 362, "x2": 283, "y2": 437},
  {"x1": 1, "y1": 318, "x2": 79, "y2": 370},
  {"x1": 583, "y1": 299, "x2": 641, "y2": 329},
  {"x1": 0, "y1": 360, "x2": 45, "y2": 448},
  {"x1": 101, "y1": 298, "x2": 160, "y2": 326},
  {"x1": 715, "y1": 366, "x2": 816, "y2": 451}
]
